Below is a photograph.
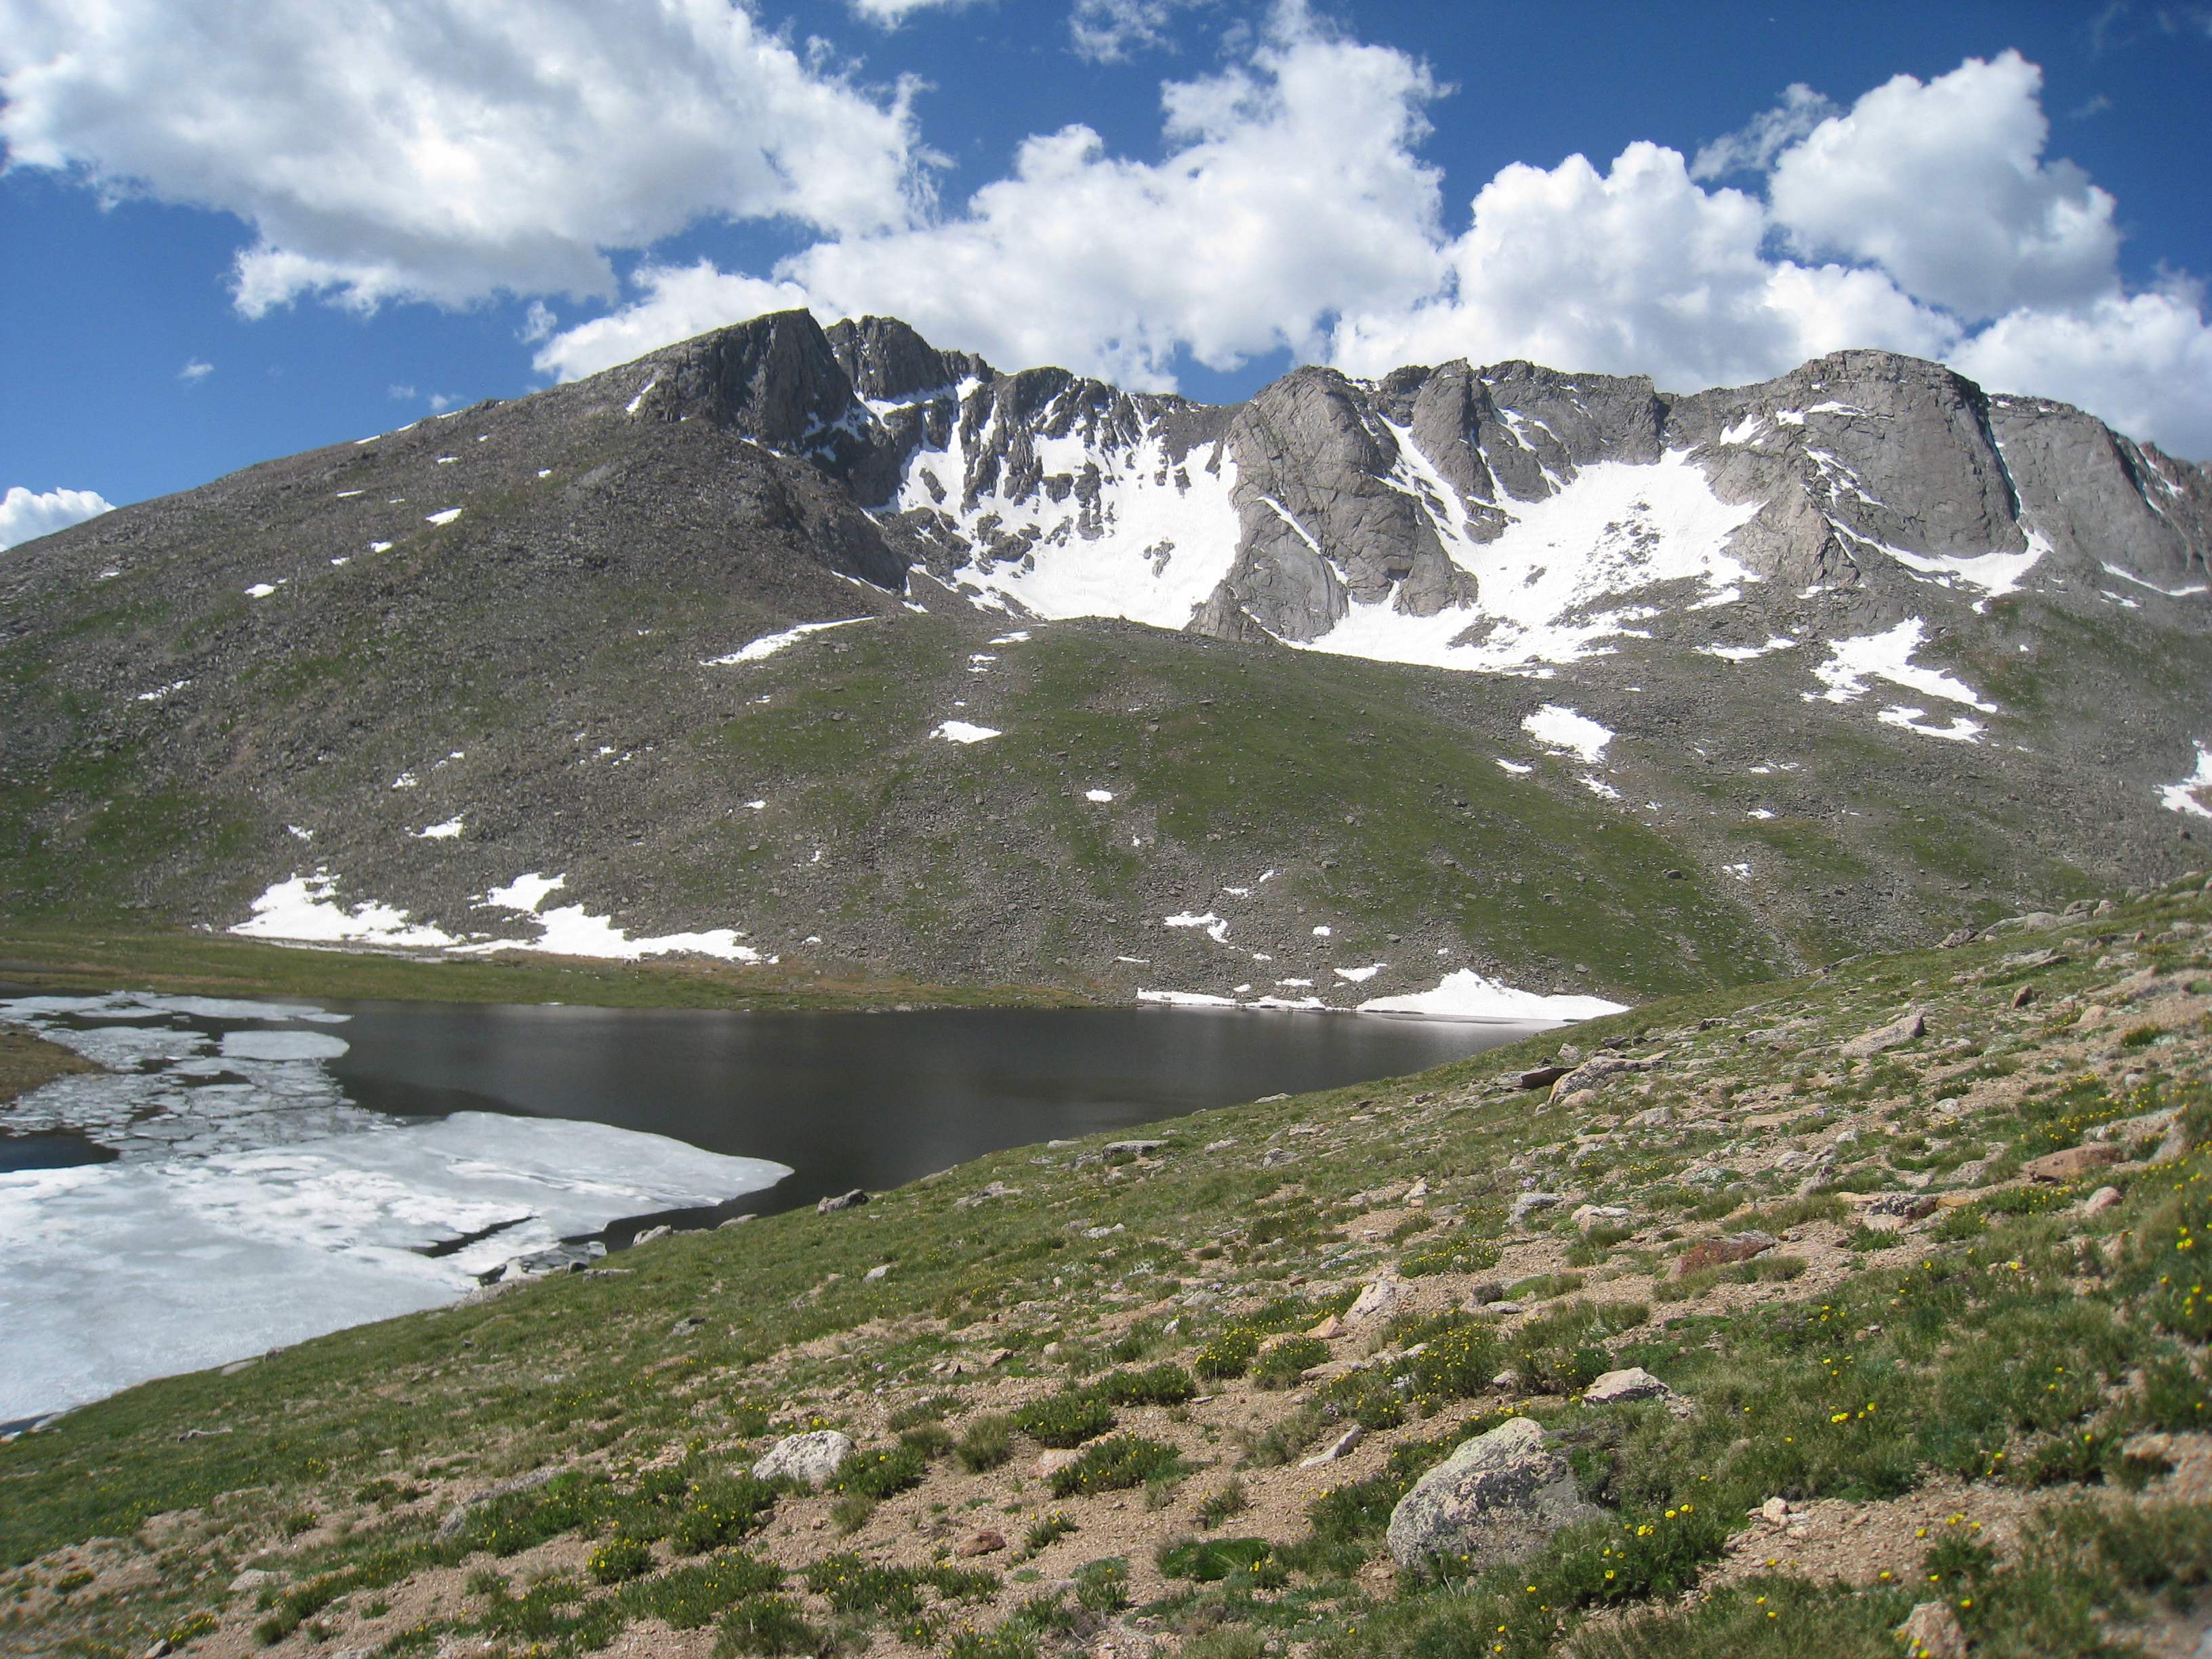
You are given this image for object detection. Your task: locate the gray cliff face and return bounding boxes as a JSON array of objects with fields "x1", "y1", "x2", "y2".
[
  {"x1": 617, "y1": 311, "x2": 2212, "y2": 657},
  {"x1": 1204, "y1": 361, "x2": 1669, "y2": 642}
]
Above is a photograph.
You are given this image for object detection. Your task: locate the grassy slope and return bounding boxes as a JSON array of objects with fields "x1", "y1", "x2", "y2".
[
  {"x1": 8, "y1": 882, "x2": 2212, "y2": 1658},
  {"x1": 0, "y1": 930, "x2": 1089, "y2": 1013}
]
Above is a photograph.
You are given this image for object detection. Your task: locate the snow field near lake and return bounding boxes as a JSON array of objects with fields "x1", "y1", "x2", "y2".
[
  {"x1": 230, "y1": 868, "x2": 781, "y2": 965},
  {"x1": 1133, "y1": 964, "x2": 1620, "y2": 1023},
  {"x1": 1357, "y1": 970, "x2": 1629, "y2": 1023},
  {"x1": 470, "y1": 872, "x2": 779, "y2": 964},
  {"x1": 231, "y1": 870, "x2": 459, "y2": 948},
  {"x1": 0, "y1": 995, "x2": 788, "y2": 1420}
]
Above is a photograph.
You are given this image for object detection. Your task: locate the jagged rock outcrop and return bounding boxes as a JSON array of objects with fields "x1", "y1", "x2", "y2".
[{"x1": 638, "y1": 312, "x2": 2209, "y2": 659}]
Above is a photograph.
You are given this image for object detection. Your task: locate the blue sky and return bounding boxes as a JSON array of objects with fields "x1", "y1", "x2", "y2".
[{"x1": 3, "y1": 0, "x2": 2209, "y2": 540}]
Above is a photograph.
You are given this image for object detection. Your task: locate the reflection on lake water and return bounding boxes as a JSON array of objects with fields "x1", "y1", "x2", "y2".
[{"x1": 329, "y1": 1002, "x2": 1545, "y2": 1233}]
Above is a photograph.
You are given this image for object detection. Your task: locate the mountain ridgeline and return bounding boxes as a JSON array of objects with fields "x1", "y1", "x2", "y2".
[{"x1": 4, "y1": 309, "x2": 2211, "y2": 1005}]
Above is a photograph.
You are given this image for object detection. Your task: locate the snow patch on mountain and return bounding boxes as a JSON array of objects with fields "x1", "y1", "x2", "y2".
[
  {"x1": 1811, "y1": 618, "x2": 1994, "y2": 712},
  {"x1": 2160, "y1": 745, "x2": 2212, "y2": 820},
  {"x1": 231, "y1": 871, "x2": 459, "y2": 948},
  {"x1": 1288, "y1": 449, "x2": 1762, "y2": 671},
  {"x1": 901, "y1": 388, "x2": 1241, "y2": 630}
]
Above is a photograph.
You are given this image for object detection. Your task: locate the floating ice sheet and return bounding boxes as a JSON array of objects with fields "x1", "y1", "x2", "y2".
[
  {"x1": 0, "y1": 1113, "x2": 787, "y2": 1420},
  {"x1": 0, "y1": 993, "x2": 790, "y2": 1420}
]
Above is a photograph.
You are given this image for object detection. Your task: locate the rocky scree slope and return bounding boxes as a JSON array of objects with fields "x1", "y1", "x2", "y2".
[
  {"x1": 3, "y1": 310, "x2": 2211, "y2": 998},
  {"x1": 11, "y1": 877, "x2": 2212, "y2": 1657}
]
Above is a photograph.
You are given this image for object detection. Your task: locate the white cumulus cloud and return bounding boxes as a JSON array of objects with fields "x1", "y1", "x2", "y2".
[
  {"x1": 1765, "y1": 51, "x2": 2120, "y2": 319},
  {"x1": 0, "y1": 0, "x2": 930, "y2": 314},
  {"x1": 0, "y1": 486, "x2": 113, "y2": 550},
  {"x1": 537, "y1": 22, "x2": 2211, "y2": 457},
  {"x1": 1950, "y1": 282, "x2": 2212, "y2": 458},
  {"x1": 1328, "y1": 141, "x2": 1952, "y2": 394},
  {"x1": 544, "y1": 5, "x2": 1449, "y2": 388}
]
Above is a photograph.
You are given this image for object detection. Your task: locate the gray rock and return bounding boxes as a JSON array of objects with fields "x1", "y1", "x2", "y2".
[
  {"x1": 630, "y1": 1225, "x2": 675, "y2": 1247},
  {"x1": 1841, "y1": 1011, "x2": 1925, "y2": 1058},
  {"x1": 1385, "y1": 1416, "x2": 1604, "y2": 1571},
  {"x1": 817, "y1": 1189, "x2": 869, "y2": 1213},
  {"x1": 1102, "y1": 1139, "x2": 1167, "y2": 1156},
  {"x1": 751, "y1": 1429, "x2": 856, "y2": 1490},
  {"x1": 1581, "y1": 1367, "x2": 1676, "y2": 1405},
  {"x1": 1346, "y1": 1279, "x2": 1400, "y2": 1322},
  {"x1": 1509, "y1": 1191, "x2": 1563, "y2": 1228},
  {"x1": 1300, "y1": 1425, "x2": 1366, "y2": 1467}
]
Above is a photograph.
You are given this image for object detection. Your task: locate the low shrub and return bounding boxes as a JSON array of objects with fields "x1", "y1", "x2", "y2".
[
  {"x1": 1091, "y1": 1363, "x2": 1197, "y2": 1406},
  {"x1": 888, "y1": 1394, "x2": 960, "y2": 1431},
  {"x1": 956, "y1": 1414, "x2": 1015, "y2": 1472},
  {"x1": 899, "y1": 1422, "x2": 956, "y2": 1459},
  {"x1": 670, "y1": 1475, "x2": 779, "y2": 1554},
  {"x1": 588, "y1": 1536, "x2": 653, "y2": 1584},
  {"x1": 621, "y1": 1553, "x2": 783, "y2": 1629},
  {"x1": 1233, "y1": 1404, "x2": 1326, "y2": 1467},
  {"x1": 1155, "y1": 1534, "x2": 1289, "y2": 1589},
  {"x1": 1401, "y1": 1237, "x2": 1504, "y2": 1279},
  {"x1": 1193, "y1": 1327, "x2": 1263, "y2": 1380},
  {"x1": 1195, "y1": 1477, "x2": 1250, "y2": 1529},
  {"x1": 1046, "y1": 1435, "x2": 1185, "y2": 1498},
  {"x1": 1073, "y1": 1557, "x2": 1130, "y2": 1614},
  {"x1": 1013, "y1": 1393, "x2": 1117, "y2": 1448},
  {"x1": 1024, "y1": 1512, "x2": 1078, "y2": 1553},
  {"x1": 1253, "y1": 1336, "x2": 1330, "y2": 1389},
  {"x1": 831, "y1": 1442, "x2": 927, "y2": 1500},
  {"x1": 713, "y1": 1595, "x2": 817, "y2": 1658}
]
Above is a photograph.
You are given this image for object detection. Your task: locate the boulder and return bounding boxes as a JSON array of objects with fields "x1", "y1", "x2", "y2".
[
  {"x1": 1509, "y1": 1191, "x2": 1563, "y2": 1228},
  {"x1": 2082, "y1": 1185, "x2": 2123, "y2": 1216},
  {"x1": 1034, "y1": 1449, "x2": 1081, "y2": 1477},
  {"x1": 1300, "y1": 1425, "x2": 1366, "y2": 1467},
  {"x1": 1841, "y1": 1011, "x2": 1925, "y2": 1058},
  {"x1": 751, "y1": 1430, "x2": 856, "y2": 1489},
  {"x1": 958, "y1": 1530, "x2": 1006, "y2": 1557},
  {"x1": 1385, "y1": 1416, "x2": 1604, "y2": 1571},
  {"x1": 1347, "y1": 1279, "x2": 1400, "y2": 1322},
  {"x1": 1103, "y1": 1139, "x2": 1167, "y2": 1157},
  {"x1": 817, "y1": 1190, "x2": 869, "y2": 1213},
  {"x1": 2022, "y1": 1145, "x2": 2122, "y2": 1183},
  {"x1": 1571, "y1": 1204, "x2": 1632, "y2": 1232},
  {"x1": 630, "y1": 1225, "x2": 674, "y2": 1247},
  {"x1": 1581, "y1": 1368, "x2": 1676, "y2": 1406},
  {"x1": 1897, "y1": 1601, "x2": 1967, "y2": 1659},
  {"x1": 1673, "y1": 1231, "x2": 1774, "y2": 1277}
]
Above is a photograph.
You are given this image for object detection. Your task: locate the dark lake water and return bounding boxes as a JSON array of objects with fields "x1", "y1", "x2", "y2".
[{"x1": 327, "y1": 1003, "x2": 1543, "y2": 1235}]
